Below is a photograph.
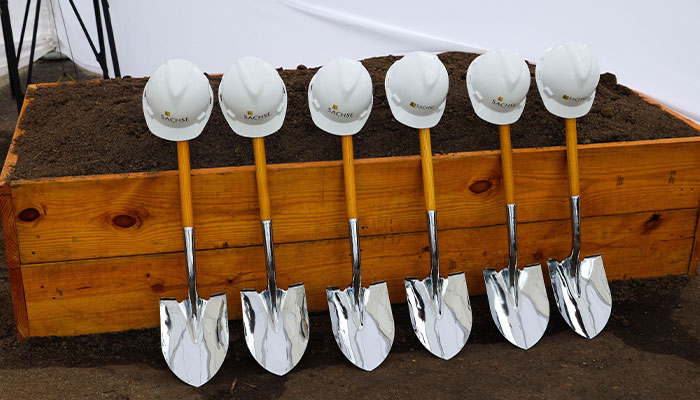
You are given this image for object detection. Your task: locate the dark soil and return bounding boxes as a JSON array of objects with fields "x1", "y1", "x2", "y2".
[{"x1": 11, "y1": 52, "x2": 699, "y2": 180}]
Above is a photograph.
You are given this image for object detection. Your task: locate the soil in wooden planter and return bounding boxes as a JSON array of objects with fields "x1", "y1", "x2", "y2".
[{"x1": 11, "y1": 52, "x2": 699, "y2": 180}]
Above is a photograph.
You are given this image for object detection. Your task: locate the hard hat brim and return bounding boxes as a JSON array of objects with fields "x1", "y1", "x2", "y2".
[
  {"x1": 466, "y1": 81, "x2": 525, "y2": 125},
  {"x1": 536, "y1": 83, "x2": 596, "y2": 119},
  {"x1": 309, "y1": 108, "x2": 370, "y2": 136},
  {"x1": 142, "y1": 95, "x2": 211, "y2": 142}
]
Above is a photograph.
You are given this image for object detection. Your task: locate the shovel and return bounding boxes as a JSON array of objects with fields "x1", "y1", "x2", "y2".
[
  {"x1": 160, "y1": 140, "x2": 229, "y2": 387},
  {"x1": 240, "y1": 137, "x2": 310, "y2": 376},
  {"x1": 483, "y1": 125, "x2": 549, "y2": 350},
  {"x1": 405, "y1": 128, "x2": 472, "y2": 360},
  {"x1": 547, "y1": 119, "x2": 612, "y2": 338},
  {"x1": 327, "y1": 135, "x2": 395, "y2": 371}
]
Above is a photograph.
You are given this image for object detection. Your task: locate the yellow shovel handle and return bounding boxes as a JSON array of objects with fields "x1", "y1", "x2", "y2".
[
  {"x1": 342, "y1": 135, "x2": 358, "y2": 220},
  {"x1": 499, "y1": 125, "x2": 515, "y2": 204},
  {"x1": 419, "y1": 128, "x2": 437, "y2": 211},
  {"x1": 253, "y1": 137, "x2": 272, "y2": 221},
  {"x1": 177, "y1": 141, "x2": 194, "y2": 228},
  {"x1": 565, "y1": 118, "x2": 580, "y2": 197}
]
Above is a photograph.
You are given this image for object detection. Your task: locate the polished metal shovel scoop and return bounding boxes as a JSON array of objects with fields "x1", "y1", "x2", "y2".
[
  {"x1": 327, "y1": 135, "x2": 394, "y2": 371},
  {"x1": 547, "y1": 119, "x2": 611, "y2": 338},
  {"x1": 483, "y1": 125, "x2": 549, "y2": 350},
  {"x1": 240, "y1": 137, "x2": 309, "y2": 376},
  {"x1": 160, "y1": 141, "x2": 229, "y2": 387},
  {"x1": 405, "y1": 128, "x2": 472, "y2": 360}
]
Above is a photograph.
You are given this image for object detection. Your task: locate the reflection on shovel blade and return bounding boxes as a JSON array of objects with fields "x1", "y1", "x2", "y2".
[
  {"x1": 241, "y1": 284, "x2": 309, "y2": 376},
  {"x1": 327, "y1": 281, "x2": 395, "y2": 371},
  {"x1": 484, "y1": 265, "x2": 549, "y2": 350},
  {"x1": 160, "y1": 293, "x2": 229, "y2": 387},
  {"x1": 548, "y1": 255, "x2": 612, "y2": 339},
  {"x1": 405, "y1": 272, "x2": 472, "y2": 360}
]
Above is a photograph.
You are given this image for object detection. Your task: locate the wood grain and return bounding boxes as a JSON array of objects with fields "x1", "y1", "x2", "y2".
[
  {"x1": 1, "y1": 193, "x2": 29, "y2": 340},
  {"x1": 21, "y1": 208, "x2": 693, "y2": 337},
  {"x1": 11, "y1": 137, "x2": 700, "y2": 264}
]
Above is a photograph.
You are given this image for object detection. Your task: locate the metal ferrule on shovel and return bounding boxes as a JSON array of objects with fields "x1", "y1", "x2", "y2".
[
  {"x1": 405, "y1": 128, "x2": 472, "y2": 360},
  {"x1": 547, "y1": 119, "x2": 612, "y2": 339},
  {"x1": 241, "y1": 137, "x2": 309, "y2": 376},
  {"x1": 327, "y1": 135, "x2": 394, "y2": 371}
]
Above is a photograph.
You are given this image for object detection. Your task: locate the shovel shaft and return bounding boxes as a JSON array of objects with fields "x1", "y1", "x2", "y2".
[
  {"x1": 253, "y1": 138, "x2": 272, "y2": 221},
  {"x1": 418, "y1": 129, "x2": 436, "y2": 212},
  {"x1": 262, "y1": 220, "x2": 278, "y2": 312},
  {"x1": 565, "y1": 119, "x2": 580, "y2": 197},
  {"x1": 176, "y1": 141, "x2": 194, "y2": 228},
  {"x1": 341, "y1": 136, "x2": 358, "y2": 219},
  {"x1": 499, "y1": 125, "x2": 515, "y2": 205}
]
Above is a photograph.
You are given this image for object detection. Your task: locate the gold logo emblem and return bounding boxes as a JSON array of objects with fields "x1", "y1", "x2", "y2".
[
  {"x1": 497, "y1": 96, "x2": 503, "y2": 102},
  {"x1": 164, "y1": 111, "x2": 170, "y2": 116},
  {"x1": 410, "y1": 102, "x2": 417, "y2": 108},
  {"x1": 562, "y1": 95, "x2": 570, "y2": 100},
  {"x1": 247, "y1": 110, "x2": 253, "y2": 115},
  {"x1": 332, "y1": 104, "x2": 338, "y2": 110}
]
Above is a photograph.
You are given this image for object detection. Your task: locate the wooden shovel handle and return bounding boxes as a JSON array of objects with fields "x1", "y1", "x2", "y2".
[
  {"x1": 565, "y1": 118, "x2": 580, "y2": 196},
  {"x1": 177, "y1": 141, "x2": 194, "y2": 227},
  {"x1": 419, "y1": 128, "x2": 437, "y2": 211},
  {"x1": 342, "y1": 135, "x2": 358, "y2": 219},
  {"x1": 499, "y1": 125, "x2": 515, "y2": 204},
  {"x1": 253, "y1": 137, "x2": 272, "y2": 221}
]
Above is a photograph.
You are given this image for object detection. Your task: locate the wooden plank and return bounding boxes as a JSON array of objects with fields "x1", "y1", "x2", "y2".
[
  {"x1": 688, "y1": 207, "x2": 700, "y2": 276},
  {"x1": 0, "y1": 87, "x2": 35, "y2": 194},
  {"x1": 1, "y1": 193, "x2": 29, "y2": 340},
  {"x1": 21, "y1": 208, "x2": 693, "y2": 337},
  {"x1": 11, "y1": 137, "x2": 700, "y2": 265}
]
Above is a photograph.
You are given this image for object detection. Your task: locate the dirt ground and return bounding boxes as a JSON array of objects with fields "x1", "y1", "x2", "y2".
[{"x1": 0, "y1": 60, "x2": 699, "y2": 399}]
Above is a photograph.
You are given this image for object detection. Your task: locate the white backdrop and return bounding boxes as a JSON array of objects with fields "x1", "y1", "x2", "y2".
[{"x1": 3, "y1": 0, "x2": 700, "y2": 122}]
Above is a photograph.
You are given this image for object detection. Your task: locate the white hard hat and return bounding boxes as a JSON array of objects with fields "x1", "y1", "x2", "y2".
[
  {"x1": 218, "y1": 56, "x2": 287, "y2": 138},
  {"x1": 308, "y1": 58, "x2": 373, "y2": 136},
  {"x1": 385, "y1": 52, "x2": 449, "y2": 129},
  {"x1": 142, "y1": 59, "x2": 213, "y2": 141},
  {"x1": 536, "y1": 42, "x2": 600, "y2": 118},
  {"x1": 466, "y1": 49, "x2": 530, "y2": 125}
]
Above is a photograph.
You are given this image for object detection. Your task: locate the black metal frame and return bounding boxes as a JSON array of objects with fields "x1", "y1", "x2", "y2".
[{"x1": 1, "y1": 0, "x2": 120, "y2": 113}]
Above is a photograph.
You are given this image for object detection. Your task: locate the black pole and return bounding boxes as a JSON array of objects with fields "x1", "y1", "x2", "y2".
[
  {"x1": 100, "y1": 0, "x2": 119, "y2": 77},
  {"x1": 16, "y1": 0, "x2": 31, "y2": 63},
  {"x1": 1, "y1": 0, "x2": 24, "y2": 111},
  {"x1": 25, "y1": 0, "x2": 41, "y2": 86},
  {"x1": 92, "y1": 0, "x2": 108, "y2": 78}
]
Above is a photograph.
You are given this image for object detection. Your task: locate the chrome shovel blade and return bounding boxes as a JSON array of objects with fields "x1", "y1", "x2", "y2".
[
  {"x1": 241, "y1": 284, "x2": 310, "y2": 376},
  {"x1": 159, "y1": 294, "x2": 229, "y2": 387},
  {"x1": 327, "y1": 282, "x2": 395, "y2": 371},
  {"x1": 405, "y1": 272, "x2": 472, "y2": 360},
  {"x1": 548, "y1": 255, "x2": 612, "y2": 338},
  {"x1": 484, "y1": 265, "x2": 549, "y2": 349}
]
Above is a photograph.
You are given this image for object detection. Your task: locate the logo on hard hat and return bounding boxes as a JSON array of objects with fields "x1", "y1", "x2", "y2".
[
  {"x1": 492, "y1": 97, "x2": 517, "y2": 109},
  {"x1": 161, "y1": 113, "x2": 188, "y2": 124},
  {"x1": 327, "y1": 105, "x2": 353, "y2": 119},
  {"x1": 409, "y1": 101, "x2": 435, "y2": 110},
  {"x1": 243, "y1": 110, "x2": 271, "y2": 121},
  {"x1": 562, "y1": 94, "x2": 587, "y2": 102}
]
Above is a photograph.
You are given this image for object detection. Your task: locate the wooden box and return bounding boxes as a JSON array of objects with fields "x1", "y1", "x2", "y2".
[{"x1": 2, "y1": 84, "x2": 699, "y2": 340}]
